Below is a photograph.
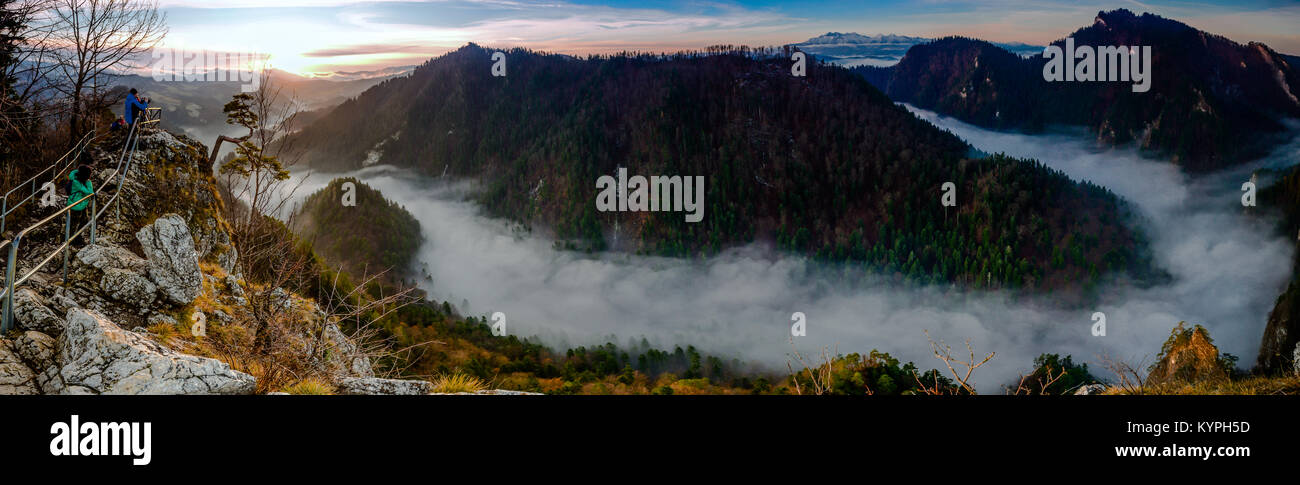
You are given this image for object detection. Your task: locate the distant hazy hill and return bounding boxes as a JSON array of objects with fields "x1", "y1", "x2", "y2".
[
  {"x1": 111, "y1": 68, "x2": 409, "y2": 144},
  {"x1": 795, "y1": 31, "x2": 1042, "y2": 67},
  {"x1": 856, "y1": 9, "x2": 1300, "y2": 171},
  {"x1": 284, "y1": 43, "x2": 1152, "y2": 290}
]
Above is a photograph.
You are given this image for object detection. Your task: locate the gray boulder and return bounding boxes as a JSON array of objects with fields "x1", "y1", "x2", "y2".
[
  {"x1": 12, "y1": 331, "x2": 61, "y2": 394},
  {"x1": 1073, "y1": 384, "x2": 1109, "y2": 395},
  {"x1": 319, "y1": 321, "x2": 374, "y2": 379},
  {"x1": 74, "y1": 243, "x2": 150, "y2": 273},
  {"x1": 136, "y1": 214, "x2": 203, "y2": 305},
  {"x1": 336, "y1": 377, "x2": 430, "y2": 395},
  {"x1": 0, "y1": 342, "x2": 38, "y2": 395},
  {"x1": 58, "y1": 308, "x2": 255, "y2": 394},
  {"x1": 11, "y1": 288, "x2": 65, "y2": 335},
  {"x1": 100, "y1": 267, "x2": 158, "y2": 309}
]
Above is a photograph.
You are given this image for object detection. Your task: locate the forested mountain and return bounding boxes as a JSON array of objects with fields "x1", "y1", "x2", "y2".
[
  {"x1": 290, "y1": 178, "x2": 423, "y2": 285},
  {"x1": 856, "y1": 9, "x2": 1300, "y2": 171},
  {"x1": 284, "y1": 43, "x2": 1153, "y2": 290}
]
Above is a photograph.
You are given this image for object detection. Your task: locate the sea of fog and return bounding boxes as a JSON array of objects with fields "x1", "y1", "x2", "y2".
[{"x1": 276, "y1": 107, "x2": 1300, "y2": 392}]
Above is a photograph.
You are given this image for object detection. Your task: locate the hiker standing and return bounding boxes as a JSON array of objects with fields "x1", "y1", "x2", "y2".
[
  {"x1": 67, "y1": 164, "x2": 94, "y2": 246},
  {"x1": 125, "y1": 88, "x2": 149, "y2": 125}
]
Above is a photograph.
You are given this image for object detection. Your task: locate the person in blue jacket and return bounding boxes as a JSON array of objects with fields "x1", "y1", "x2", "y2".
[{"x1": 125, "y1": 88, "x2": 149, "y2": 125}]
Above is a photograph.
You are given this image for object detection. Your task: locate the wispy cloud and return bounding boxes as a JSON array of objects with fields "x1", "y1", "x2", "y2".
[{"x1": 160, "y1": 0, "x2": 1300, "y2": 74}]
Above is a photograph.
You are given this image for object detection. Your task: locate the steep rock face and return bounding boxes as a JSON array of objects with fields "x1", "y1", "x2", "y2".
[
  {"x1": 57, "y1": 309, "x2": 255, "y2": 395},
  {"x1": 135, "y1": 214, "x2": 203, "y2": 305},
  {"x1": 115, "y1": 130, "x2": 237, "y2": 277},
  {"x1": 1258, "y1": 277, "x2": 1299, "y2": 374}
]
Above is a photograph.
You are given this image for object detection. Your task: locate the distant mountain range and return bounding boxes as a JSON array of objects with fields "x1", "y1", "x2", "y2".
[
  {"x1": 304, "y1": 65, "x2": 417, "y2": 82},
  {"x1": 113, "y1": 68, "x2": 409, "y2": 144},
  {"x1": 795, "y1": 32, "x2": 1043, "y2": 67},
  {"x1": 853, "y1": 9, "x2": 1300, "y2": 171}
]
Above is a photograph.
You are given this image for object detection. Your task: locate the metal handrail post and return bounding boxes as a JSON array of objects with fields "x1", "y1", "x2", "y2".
[
  {"x1": 1, "y1": 239, "x2": 19, "y2": 333},
  {"x1": 62, "y1": 211, "x2": 71, "y2": 285},
  {"x1": 89, "y1": 195, "x2": 97, "y2": 245}
]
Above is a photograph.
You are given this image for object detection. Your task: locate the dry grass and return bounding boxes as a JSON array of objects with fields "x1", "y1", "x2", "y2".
[
  {"x1": 1124, "y1": 375, "x2": 1300, "y2": 395},
  {"x1": 281, "y1": 378, "x2": 334, "y2": 395},
  {"x1": 430, "y1": 373, "x2": 488, "y2": 394}
]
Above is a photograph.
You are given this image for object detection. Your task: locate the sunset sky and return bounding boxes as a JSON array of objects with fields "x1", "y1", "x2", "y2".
[{"x1": 157, "y1": 0, "x2": 1300, "y2": 76}]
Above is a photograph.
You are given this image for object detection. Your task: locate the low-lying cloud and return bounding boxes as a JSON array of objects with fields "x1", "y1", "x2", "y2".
[{"x1": 281, "y1": 108, "x2": 1299, "y2": 392}]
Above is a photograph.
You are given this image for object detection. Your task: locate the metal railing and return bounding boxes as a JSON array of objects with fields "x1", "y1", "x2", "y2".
[
  {"x1": 0, "y1": 131, "x2": 96, "y2": 236},
  {"x1": 1, "y1": 111, "x2": 161, "y2": 332}
]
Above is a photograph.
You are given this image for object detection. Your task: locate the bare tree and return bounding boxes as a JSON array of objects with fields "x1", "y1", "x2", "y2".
[
  {"x1": 1010, "y1": 363, "x2": 1068, "y2": 395},
  {"x1": 47, "y1": 0, "x2": 165, "y2": 138},
  {"x1": 1096, "y1": 353, "x2": 1146, "y2": 394},
  {"x1": 923, "y1": 330, "x2": 995, "y2": 394},
  {"x1": 785, "y1": 339, "x2": 839, "y2": 395},
  {"x1": 218, "y1": 68, "x2": 305, "y2": 233}
]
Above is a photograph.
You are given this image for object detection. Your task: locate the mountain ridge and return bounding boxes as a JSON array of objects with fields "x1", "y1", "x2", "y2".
[{"x1": 854, "y1": 9, "x2": 1300, "y2": 171}]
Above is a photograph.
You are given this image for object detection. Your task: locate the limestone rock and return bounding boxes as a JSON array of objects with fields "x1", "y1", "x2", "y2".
[
  {"x1": 57, "y1": 308, "x2": 255, "y2": 394},
  {"x1": 11, "y1": 288, "x2": 65, "y2": 336},
  {"x1": 74, "y1": 243, "x2": 149, "y2": 274},
  {"x1": 100, "y1": 267, "x2": 158, "y2": 309},
  {"x1": 321, "y1": 321, "x2": 374, "y2": 379},
  {"x1": 147, "y1": 313, "x2": 177, "y2": 327},
  {"x1": 136, "y1": 214, "x2": 203, "y2": 305},
  {"x1": 430, "y1": 389, "x2": 544, "y2": 396},
  {"x1": 0, "y1": 342, "x2": 38, "y2": 395},
  {"x1": 13, "y1": 331, "x2": 61, "y2": 394},
  {"x1": 1073, "y1": 384, "x2": 1108, "y2": 395},
  {"x1": 336, "y1": 377, "x2": 430, "y2": 395},
  {"x1": 1293, "y1": 342, "x2": 1300, "y2": 377}
]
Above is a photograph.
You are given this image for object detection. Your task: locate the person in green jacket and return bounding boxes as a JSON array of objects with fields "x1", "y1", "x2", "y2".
[{"x1": 67, "y1": 164, "x2": 94, "y2": 246}]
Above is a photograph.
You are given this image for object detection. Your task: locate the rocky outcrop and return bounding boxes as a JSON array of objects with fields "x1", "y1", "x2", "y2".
[
  {"x1": 1293, "y1": 343, "x2": 1300, "y2": 376},
  {"x1": 11, "y1": 288, "x2": 64, "y2": 336},
  {"x1": 1258, "y1": 274, "x2": 1300, "y2": 374},
  {"x1": 430, "y1": 389, "x2": 544, "y2": 396},
  {"x1": 136, "y1": 214, "x2": 203, "y2": 305},
  {"x1": 74, "y1": 243, "x2": 150, "y2": 274},
  {"x1": 100, "y1": 267, "x2": 158, "y2": 309},
  {"x1": 336, "y1": 377, "x2": 431, "y2": 395},
  {"x1": 0, "y1": 343, "x2": 38, "y2": 394},
  {"x1": 1073, "y1": 384, "x2": 1108, "y2": 395},
  {"x1": 1146, "y1": 322, "x2": 1231, "y2": 388},
  {"x1": 320, "y1": 321, "x2": 374, "y2": 379},
  {"x1": 57, "y1": 308, "x2": 255, "y2": 395}
]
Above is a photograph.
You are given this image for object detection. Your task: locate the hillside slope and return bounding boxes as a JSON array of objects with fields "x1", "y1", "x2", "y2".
[
  {"x1": 859, "y1": 9, "x2": 1300, "y2": 171},
  {"x1": 285, "y1": 44, "x2": 1153, "y2": 290},
  {"x1": 290, "y1": 178, "x2": 422, "y2": 285}
]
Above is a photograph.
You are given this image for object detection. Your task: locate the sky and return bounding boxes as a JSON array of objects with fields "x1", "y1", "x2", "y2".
[{"x1": 156, "y1": 0, "x2": 1300, "y2": 76}]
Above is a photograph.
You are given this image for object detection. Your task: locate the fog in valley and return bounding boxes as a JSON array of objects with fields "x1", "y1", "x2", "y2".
[{"x1": 277, "y1": 107, "x2": 1300, "y2": 391}]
